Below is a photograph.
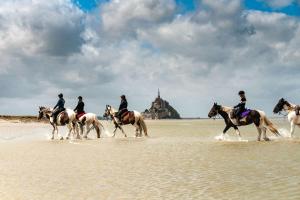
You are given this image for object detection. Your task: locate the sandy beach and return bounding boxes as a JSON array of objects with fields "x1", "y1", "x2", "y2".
[{"x1": 0, "y1": 118, "x2": 300, "y2": 200}]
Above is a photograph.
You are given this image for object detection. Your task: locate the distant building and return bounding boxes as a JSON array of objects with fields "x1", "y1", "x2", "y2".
[{"x1": 142, "y1": 89, "x2": 181, "y2": 119}]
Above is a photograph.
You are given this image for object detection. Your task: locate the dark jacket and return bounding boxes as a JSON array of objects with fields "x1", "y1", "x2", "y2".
[
  {"x1": 234, "y1": 97, "x2": 246, "y2": 110},
  {"x1": 118, "y1": 99, "x2": 128, "y2": 111},
  {"x1": 54, "y1": 97, "x2": 65, "y2": 109},
  {"x1": 74, "y1": 101, "x2": 85, "y2": 113}
]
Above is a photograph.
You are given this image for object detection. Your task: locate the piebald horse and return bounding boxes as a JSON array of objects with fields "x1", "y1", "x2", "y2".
[
  {"x1": 273, "y1": 98, "x2": 299, "y2": 137},
  {"x1": 38, "y1": 106, "x2": 78, "y2": 140},
  {"x1": 208, "y1": 103, "x2": 281, "y2": 141},
  {"x1": 76, "y1": 113, "x2": 104, "y2": 139},
  {"x1": 103, "y1": 105, "x2": 148, "y2": 137}
]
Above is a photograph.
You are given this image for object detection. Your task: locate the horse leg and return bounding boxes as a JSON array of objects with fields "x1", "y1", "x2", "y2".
[
  {"x1": 120, "y1": 126, "x2": 127, "y2": 137},
  {"x1": 55, "y1": 125, "x2": 63, "y2": 140},
  {"x1": 113, "y1": 127, "x2": 117, "y2": 137},
  {"x1": 51, "y1": 124, "x2": 55, "y2": 140},
  {"x1": 256, "y1": 126, "x2": 262, "y2": 141},
  {"x1": 261, "y1": 126, "x2": 269, "y2": 141},
  {"x1": 135, "y1": 125, "x2": 139, "y2": 137},
  {"x1": 83, "y1": 123, "x2": 90, "y2": 139},
  {"x1": 290, "y1": 122, "x2": 295, "y2": 138},
  {"x1": 233, "y1": 126, "x2": 242, "y2": 141},
  {"x1": 65, "y1": 123, "x2": 72, "y2": 140}
]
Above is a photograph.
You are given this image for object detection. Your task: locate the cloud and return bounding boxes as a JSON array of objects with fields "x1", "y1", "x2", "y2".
[{"x1": 1, "y1": 0, "x2": 300, "y2": 117}]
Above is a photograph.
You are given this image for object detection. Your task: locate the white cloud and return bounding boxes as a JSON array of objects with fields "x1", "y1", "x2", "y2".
[{"x1": 1, "y1": 0, "x2": 300, "y2": 117}]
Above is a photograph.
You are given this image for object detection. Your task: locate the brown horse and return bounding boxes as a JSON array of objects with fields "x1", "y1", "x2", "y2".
[{"x1": 103, "y1": 105, "x2": 148, "y2": 137}]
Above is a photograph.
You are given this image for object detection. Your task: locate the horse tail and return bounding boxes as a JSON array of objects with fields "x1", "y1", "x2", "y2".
[
  {"x1": 93, "y1": 118, "x2": 103, "y2": 138},
  {"x1": 139, "y1": 117, "x2": 148, "y2": 137},
  {"x1": 263, "y1": 116, "x2": 281, "y2": 137}
]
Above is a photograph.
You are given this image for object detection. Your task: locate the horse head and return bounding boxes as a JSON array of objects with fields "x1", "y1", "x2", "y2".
[
  {"x1": 208, "y1": 102, "x2": 221, "y2": 118},
  {"x1": 38, "y1": 106, "x2": 51, "y2": 120},
  {"x1": 273, "y1": 98, "x2": 286, "y2": 114},
  {"x1": 103, "y1": 105, "x2": 112, "y2": 118}
]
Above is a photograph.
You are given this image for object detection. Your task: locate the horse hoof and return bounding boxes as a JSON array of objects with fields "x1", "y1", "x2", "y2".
[
  {"x1": 59, "y1": 137, "x2": 64, "y2": 140},
  {"x1": 66, "y1": 137, "x2": 69, "y2": 140},
  {"x1": 264, "y1": 138, "x2": 270, "y2": 141}
]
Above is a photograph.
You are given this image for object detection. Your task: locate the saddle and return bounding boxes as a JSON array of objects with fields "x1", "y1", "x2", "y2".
[
  {"x1": 230, "y1": 109, "x2": 251, "y2": 120},
  {"x1": 120, "y1": 111, "x2": 135, "y2": 125},
  {"x1": 240, "y1": 109, "x2": 251, "y2": 118},
  {"x1": 76, "y1": 112, "x2": 85, "y2": 120},
  {"x1": 58, "y1": 111, "x2": 69, "y2": 125}
]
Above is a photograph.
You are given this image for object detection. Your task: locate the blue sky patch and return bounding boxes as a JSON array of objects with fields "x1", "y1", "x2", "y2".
[{"x1": 72, "y1": 0, "x2": 300, "y2": 16}]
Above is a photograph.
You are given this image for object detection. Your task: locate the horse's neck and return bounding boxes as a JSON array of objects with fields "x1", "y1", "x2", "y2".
[
  {"x1": 221, "y1": 106, "x2": 233, "y2": 114},
  {"x1": 109, "y1": 107, "x2": 117, "y2": 114},
  {"x1": 284, "y1": 103, "x2": 295, "y2": 112},
  {"x1": 218, "y1": 109, "x2": 229, "y2": 120}
]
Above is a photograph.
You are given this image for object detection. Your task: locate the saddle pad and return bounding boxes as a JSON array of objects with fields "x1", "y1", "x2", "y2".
[{"x1": 241, "y1": 109, "x2": 251, "y2": 118}]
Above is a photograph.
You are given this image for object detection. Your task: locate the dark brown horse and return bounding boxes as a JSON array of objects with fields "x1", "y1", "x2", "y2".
[{"x1": 208, "y1": 103, "x2": 280, "y2": 141}]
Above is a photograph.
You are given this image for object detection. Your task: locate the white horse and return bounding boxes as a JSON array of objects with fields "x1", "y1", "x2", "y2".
[
  {"x1": 208, "y1": 103, "x2": 281, "y2": 141},
  {"x1": 273, "y1": 98, "x2": 300, "y2": 137},
  {"x1": 103, "y1": 105, "x2": 148, "y2": 137},
  {"x1": 76, "y1": 113, "x2": 104, "y2": 139},
  {"x1": 38, "y1": 106, "x2": 78, "y2": 140}
]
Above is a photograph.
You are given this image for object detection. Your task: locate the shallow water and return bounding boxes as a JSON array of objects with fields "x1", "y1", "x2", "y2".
[{"x1": 0, "y1": 119, "x2": 300, "y2": 200}]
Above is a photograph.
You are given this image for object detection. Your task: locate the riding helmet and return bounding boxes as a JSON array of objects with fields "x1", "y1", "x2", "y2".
[
  {"x1": 238, "y1": 90, "x2": 245, "y2": 95},
  {"x1": 121, "y1": 95, "x2": 126, "y2": 99},
  {"x1": 58, "y1": 93, "x2": 63, "y2": 98},
  {"x1": 78, "y1": 96, "x2": 82, "y2": 100}
]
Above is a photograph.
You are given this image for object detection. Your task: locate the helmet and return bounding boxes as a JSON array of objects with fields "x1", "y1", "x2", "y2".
[
  {"x1": 58, "y1": 93, "x2": 63, "y2": 98},
  {"x1": 121, "y1": 95, "x2": 126, "y2": 99},
  {"x1": 238, "y1": 90, "x2": 245, "y2": 95},
  {"x1": 78, "y1": 96, "x2": 82, "y2": 100}
]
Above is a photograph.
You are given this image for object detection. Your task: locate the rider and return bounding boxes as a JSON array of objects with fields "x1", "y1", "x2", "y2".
[
  {"x1": 74, "y1": 96, "x2": 85, "y2": 119},
  {"x1": 233, "y1": 90, "x2": 247, "y2": 121},
  {"x1": 52, "y1": 93, "x2": 65, "y2": 123},
  {"x1": 117, "y1": 95, "x2": 128, "y2": 123}
]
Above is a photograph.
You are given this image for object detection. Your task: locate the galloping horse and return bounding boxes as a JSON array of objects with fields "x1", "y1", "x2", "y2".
[
  {"x1": 76, "y1": 113, "x2": 104, "y2": 138},
  {"x1": 38, "y1": 106, "x2": 78, "y2": 140},
  {"x1": 208, "y1": 103, "x2": 281, "y2": 141},
  {"x1": 103, "y1": 105, "x2": 148, "y2": 137},
  {"x1": 273, "y1": 98, "x2": 299, "y2": 137}
]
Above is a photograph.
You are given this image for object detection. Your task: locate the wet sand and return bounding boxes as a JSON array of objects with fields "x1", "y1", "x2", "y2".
[{"x1": 0, "y1": 119, "x2": 300, "y2": 200}]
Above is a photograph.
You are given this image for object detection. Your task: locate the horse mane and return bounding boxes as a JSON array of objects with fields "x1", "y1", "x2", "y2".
[
  {"x1": 108, "y1": 105, "x2": 117, "y2": 114},
  {"x1": 221, "y1": 105, "x2": 233, "y2": 113}
]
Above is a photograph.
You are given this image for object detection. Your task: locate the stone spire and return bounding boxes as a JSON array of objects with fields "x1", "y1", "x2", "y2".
[{"x1": 158, "y1": 88, "x2": 160, "y2": 98}]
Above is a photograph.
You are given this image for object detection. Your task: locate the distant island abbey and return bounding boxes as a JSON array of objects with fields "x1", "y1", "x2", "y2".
[{"x1": 142, "y1": 89, "x2": 181, "y2": 119}]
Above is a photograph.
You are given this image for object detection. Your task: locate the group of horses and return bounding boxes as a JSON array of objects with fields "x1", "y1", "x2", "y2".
[
  {"x1": 208, "y1": 98, "x2": 300, "y2": 141},
  {"x1": 38, "y1": 98, "x2": 298, "y2": 142},
  {"x1": 38, "y1": 105, "x2": 148, "y2": 140}
]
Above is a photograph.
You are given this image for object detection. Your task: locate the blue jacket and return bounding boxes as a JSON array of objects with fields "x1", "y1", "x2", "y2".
[{"x1": 54, "y1": 98, "x2": 65, "y2": 109}]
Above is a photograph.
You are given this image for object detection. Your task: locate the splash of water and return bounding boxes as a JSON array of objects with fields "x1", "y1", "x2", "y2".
[
  {"x1": 214, "y1": 133, "x2": 248, "y2": 142},
  {"x1": 278, "y1": 128, "x2": 291, "y2": 138}
]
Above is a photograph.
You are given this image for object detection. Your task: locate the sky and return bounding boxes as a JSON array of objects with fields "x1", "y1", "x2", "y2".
[{"x1": 0, "y1": 0, "x2": 300, "y2": 117}]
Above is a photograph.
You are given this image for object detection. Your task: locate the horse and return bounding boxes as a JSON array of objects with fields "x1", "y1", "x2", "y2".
[
  {"x1": 38, "y1": 106, "x2": 78, "y2": 140},
  {"x1": 273, "y1": 98, "x2": 299, "y2": 137},
  {"x1": 208, "y1": 103, "x2": 281, "y2": 141},
  {"x1": 76, "y1": 113, "x2": 104, "y2": 139},
  {"x1": 103, "y1": 105, "x2": 148, "y2": 137}
]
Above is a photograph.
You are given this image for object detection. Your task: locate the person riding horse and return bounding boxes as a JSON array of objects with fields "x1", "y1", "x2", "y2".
[
  {"x1": 52, "y1": 93, "x2": 65, "y2": 123},
  {"x1": 117, "y1": 95, "x2": 128, "y2": 124},
  {"x1": 232, "y1": 90, "x2": 247, "y2": 121},
  {"x1": 74, "y1": 96, "x2": 85, "y2": 119}
]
